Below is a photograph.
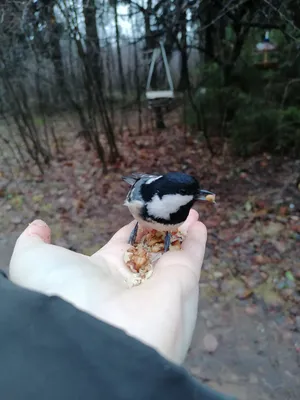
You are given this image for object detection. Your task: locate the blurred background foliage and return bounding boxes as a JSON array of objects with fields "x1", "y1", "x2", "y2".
[{"x1": 0, "y1": 0, "x2": 300, "y2": 171}]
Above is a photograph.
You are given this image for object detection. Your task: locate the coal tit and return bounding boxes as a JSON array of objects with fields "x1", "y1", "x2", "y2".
[{"x1": 122, "y1": 172, "x2": 215, "y2": 252}]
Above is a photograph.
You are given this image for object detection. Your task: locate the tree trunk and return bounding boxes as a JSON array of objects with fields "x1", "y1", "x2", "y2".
[
  {"x1": 48, "y1": 8, "x2": 65, "y2": 95},
  {"x1": 154, "y1": 107, "x2": 165, "y2": 130},
  {"x1": 177, "y1": 11, "x2": 190, "y2": 91},
  {"x1": 133, "y1": 23, "x2": 142, "y2": 134},
  {"x1": 83, "y1": 0, "x2": 103, "y2": 92},
  {"x1": 82, "y1": 0, "x2": 119, "y2": 162},
  {"x1": 204, "y1": 8, "x2": 215, "y2": 63},
  {"x1": 113, "y1": 1, "x2": 127, "y2": 97}
]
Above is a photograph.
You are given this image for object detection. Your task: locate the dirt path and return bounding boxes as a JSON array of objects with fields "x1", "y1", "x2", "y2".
[{"x1": 186, "y1": 295, "x2": 300, "y2": 400}]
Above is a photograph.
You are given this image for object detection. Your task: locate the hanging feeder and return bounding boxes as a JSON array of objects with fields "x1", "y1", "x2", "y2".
[
  {"x1": 254, "y1": 31, "x2": 279, "y2": 70},
  {"x1": 145, "y1": 41, "x2": 174, "y2": 108}
]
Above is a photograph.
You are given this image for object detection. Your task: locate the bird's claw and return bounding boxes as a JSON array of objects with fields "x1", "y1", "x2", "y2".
[
  {"x1": 129, "y1": 225, "x2": 171, "y2": 252},
  {"x1": 164, "y1": 231, "x2": 171, "y2": 253},
  {"x1": 128, "y1": 222, "x2": 139, "y2": 246}
]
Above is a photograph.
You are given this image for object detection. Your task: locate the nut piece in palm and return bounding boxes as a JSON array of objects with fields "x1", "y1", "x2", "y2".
[{"x1": 124, "y1": 246, "x2": 150, "y2": 273}]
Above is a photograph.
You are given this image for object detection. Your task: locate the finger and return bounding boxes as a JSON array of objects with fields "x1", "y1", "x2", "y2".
[
  {"x1": 13, "y1": 219, "x2": 51, "y2": 253},
  {"x1": 178, "y1": 208, "x2": 199, "y2": 234},
  {"x1": 181, "y1": 220, "x2": 207, "y2": 268}
]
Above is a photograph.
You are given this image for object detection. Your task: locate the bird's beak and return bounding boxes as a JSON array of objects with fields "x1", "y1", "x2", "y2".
[{"x1": 196, "y1": 189, "x2": 216, "y2": 203}]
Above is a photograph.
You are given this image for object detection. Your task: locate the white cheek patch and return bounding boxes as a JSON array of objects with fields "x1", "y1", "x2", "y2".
[
  {"x1": 147, "y1": 194, "x2": 193, "y2": 220},
  {"x1": 145, "y1": 176, "x2": 162, "y2": 184}
]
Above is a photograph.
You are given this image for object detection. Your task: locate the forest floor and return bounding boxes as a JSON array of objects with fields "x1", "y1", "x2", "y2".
[{"x1": 1, "y1": 113, "x2": 300, "y2": 399}]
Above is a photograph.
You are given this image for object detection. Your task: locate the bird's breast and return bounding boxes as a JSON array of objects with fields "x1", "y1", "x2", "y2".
[{"x1": 124, "y1": 199, "x2": 144, "y2": 220}]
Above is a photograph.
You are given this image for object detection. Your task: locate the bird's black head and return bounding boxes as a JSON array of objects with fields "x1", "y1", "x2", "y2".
[
  {"x1": 140, "y1": 172, "x2": 214, "y2": 201},
  {"x1": 155, "y1": 172, "x2": 200, "y2": 198}
]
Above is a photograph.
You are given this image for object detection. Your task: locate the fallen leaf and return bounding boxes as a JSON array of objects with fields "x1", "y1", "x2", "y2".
[
  {"x1": 291, "y1": 225, "x2": 300, "y2": 233},
  {"x1": 262, "y1": 222, "x2": 284, "y2": 237},
  {"x1": 279, "y1": 206, "x2": 288, "y2": 216},
  {"x1": 285, "y1": 271, "x2": 295, "y2": 282},
  {"x1": 236, "y1": 288, "x2": 253, "y2": 300},
  {"x1": 245, "y1": 306, "x2": 258, "y2": 316},
  {"x1": 244, "y1": 200, "x2": 252, "y2": 212},
  {"x1": 253, "y1": 254, "x2": 271, "y2": 265},
  {"x1": 271, "y1": 240, "x2": 287, "y2": 253},
  {"x1": 32, "y1": 194, "x2": 44, "y2": 203},
  {"x1": 213, "y1": 271, "x2": 224, "y2": 279},
  {"x1": 254, "y1": 209, "x2": 268, "y2": 217},
  {"x1": 260, "y1": 160, "x2": 268, "y2": 167},
  {"x1": 255, "y1": 200, "x2": 266, "y2": 209},
  {"x1": 63, "y1": 161, "x2": 73, "y2": 167},
  {"x1": 205, "y1": 216, "x2": 222, "y2": 228}
]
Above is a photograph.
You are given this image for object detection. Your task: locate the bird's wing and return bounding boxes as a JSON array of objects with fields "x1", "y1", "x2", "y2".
[{"x1": 122, "y1": 173, "x2": 157, "y2": 186}]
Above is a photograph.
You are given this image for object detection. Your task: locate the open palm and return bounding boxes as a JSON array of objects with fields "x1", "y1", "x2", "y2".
[{"x1": 9, "y1": 209, "x2": 207, "y2": 364}]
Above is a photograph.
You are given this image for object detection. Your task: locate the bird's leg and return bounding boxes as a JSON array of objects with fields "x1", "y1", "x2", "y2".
[
  {"x1": 128, "y1": 222, "x2": 139, "y2": 246},
  {"x1": 164, "y1": 231, "x2": 171, "y2": 253}
]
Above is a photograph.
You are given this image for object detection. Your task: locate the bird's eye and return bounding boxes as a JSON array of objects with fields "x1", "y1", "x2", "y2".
[{"x1": 179, "y1": 189, "x2": 187, "y2": 195}]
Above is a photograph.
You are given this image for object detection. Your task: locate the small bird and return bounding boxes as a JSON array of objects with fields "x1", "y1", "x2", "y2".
[{"x1": 122, "y1": 172, "x2": 215, "y2": 252}]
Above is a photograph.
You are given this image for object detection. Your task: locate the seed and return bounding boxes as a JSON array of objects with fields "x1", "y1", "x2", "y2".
[{"x1": 206, "y1": 194, "x2": 216, "y2": 203}]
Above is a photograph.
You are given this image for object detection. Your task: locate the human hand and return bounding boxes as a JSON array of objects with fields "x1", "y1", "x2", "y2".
[{"x1": 9, "y1": 209, "x2": 207, "y2": 364}]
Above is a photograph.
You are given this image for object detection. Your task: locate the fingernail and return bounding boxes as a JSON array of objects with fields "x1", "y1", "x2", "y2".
[
  {"x1": 26, "y1": 220, "x2": 51, "y2": 242},
  {"x1": 29, "y1": 219, "x2": 47, "y2": 227}
]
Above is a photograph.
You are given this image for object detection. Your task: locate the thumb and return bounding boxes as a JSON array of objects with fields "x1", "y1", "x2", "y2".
[{"x1": 13, "y1": 219, "x2": 51, "y2": 253}]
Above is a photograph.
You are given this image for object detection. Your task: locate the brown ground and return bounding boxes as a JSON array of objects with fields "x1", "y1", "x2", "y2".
[{"x1": 1, "y1": 115, "x2": 300, "y2": 399}]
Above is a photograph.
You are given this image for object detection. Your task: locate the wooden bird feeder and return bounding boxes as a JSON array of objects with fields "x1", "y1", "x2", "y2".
[
  {"x1": 254, "y1": 31, "x2": 279, "y2": 70},
  {"x1": 145, "y1": 41, "x2": 175, "y2": 108}
]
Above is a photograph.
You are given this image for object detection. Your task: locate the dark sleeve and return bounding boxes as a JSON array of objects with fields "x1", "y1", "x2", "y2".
[{"x1": 0, "y1": 271, "x2": 235, "y2": 400}]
